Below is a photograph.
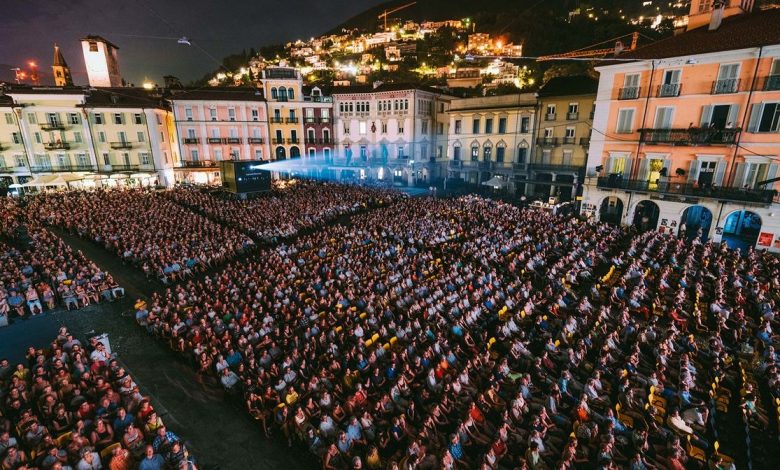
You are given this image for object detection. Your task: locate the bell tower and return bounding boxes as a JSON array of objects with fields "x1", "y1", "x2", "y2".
[{"x1": 52, "y1": 43, "x2": 73, "y2": 86}]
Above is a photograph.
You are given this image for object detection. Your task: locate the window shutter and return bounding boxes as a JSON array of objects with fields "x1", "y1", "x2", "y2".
[
  {"x1": 605, "y1": 156, "x2": 615, "y2": 174},
  {"x1": 714, "y1": 160, "x2": 726, "y2": 186},
  {"x1": 637, "y1": 159, "x2": 650, "y2": 181},
  {"x1": 727, "y1": 105, "x2": 739, "y2": 127},
  {"x1": 688, "y1": 160, "x2": 700, "y2": 183},
  {"x1": 624, "y1": 157, "x2": 634, "y2": 177},
  {"x1": 764, "y1": 163, "x2": 779, "y2": 186},
  {"x1": 747, "y1": 104, "x2": 763, "y2": 132},
  {"x1": 731, "y1": 162, "x2": 746, "y2": 188},
  {"x1": 699, "y1": 105, "x2": 713, "y2": 127}
]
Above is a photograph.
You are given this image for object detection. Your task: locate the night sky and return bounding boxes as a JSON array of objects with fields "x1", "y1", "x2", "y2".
[{"x1": 1, "y1": 0, "x2": 385, "y2": 86}]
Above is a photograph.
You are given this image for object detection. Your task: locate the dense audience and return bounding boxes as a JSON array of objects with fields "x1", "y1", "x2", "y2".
[
  {"x1": 25, "y1": 190, "x2": 255, "y2": 284},
  {"x1": 0, "y1": 328, "x2": 196, "y2": 469},
  {"x1": 162, "y1": 181, "x2": 401, "y2": 243},
  {"x1": 0, "y1": 199, "x2": 122, "y2": 322}
]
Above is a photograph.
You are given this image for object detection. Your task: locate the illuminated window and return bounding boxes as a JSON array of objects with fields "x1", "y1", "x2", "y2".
[{"x1": 89, "y1": 41, "x2": 98, "y2": 52}]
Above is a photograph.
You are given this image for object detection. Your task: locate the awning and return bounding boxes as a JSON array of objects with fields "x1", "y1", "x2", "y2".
[
  {"x1": 481, "y1": 176, "x2": 507, "y2": 189},
  {"x1": 110, "y1": 174, "x2": 129, "y2": 179},
  {"x1": 23, "y1": 175, "x2": 57, "y2": 187},
  {"x1": 8, "y1": 183, "x2": 23, "y2": 189}
]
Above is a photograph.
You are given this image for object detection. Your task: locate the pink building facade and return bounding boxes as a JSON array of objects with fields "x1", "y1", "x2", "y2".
[
  {"x1": 582, "y1": 2, "x2": 780, "y2": 252},
  {"x1": 171, "y1": 88, "x2": 268, "y2": 184}
]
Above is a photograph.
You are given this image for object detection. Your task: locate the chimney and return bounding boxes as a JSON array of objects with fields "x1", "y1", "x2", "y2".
[{"x1": 709, "y1": 1, "x2": 726, "y2": 30}]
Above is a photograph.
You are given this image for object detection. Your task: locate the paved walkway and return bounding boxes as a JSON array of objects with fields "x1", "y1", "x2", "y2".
[{"x1": 1, "y1": 231, "x2": 317, "y2": 470}]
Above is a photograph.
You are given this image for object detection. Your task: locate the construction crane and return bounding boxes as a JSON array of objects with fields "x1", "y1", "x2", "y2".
[
  {"x1": 378, "y1": 2, "x2": 417, "y2": 31},
  {"x1": 537, "y1": 32, "x2": 639, "y2": 61}
]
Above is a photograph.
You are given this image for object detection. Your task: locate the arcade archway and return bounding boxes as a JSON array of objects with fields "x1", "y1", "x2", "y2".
[
  {"x1": 632, "y1": 200, "x2": 660, "y2": 232},
  {"x1": 722, "y1": 210, "x2": 762, "y2": 250},
  {"x1": 599, "y1": 196, "x2": 624, "y2": 225},
  {"x1": 680, "y1": 205, "x2": 713, "y2": 241}
]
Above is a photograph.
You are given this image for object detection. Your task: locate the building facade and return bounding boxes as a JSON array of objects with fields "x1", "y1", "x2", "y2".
[
  {"x1": 446, "y1": 93, "x2": 537, "y2": 195},
  {"x1": 0, "y1": 85, "x2": 178, "y2": 189},
  {"x1": 258, "y1": 67, "x2": 305, "y2": 160},
  {"x1": 81, "y1": 35, "x2": 122, "y2": 87},
  {"x1": 302, "y1": 86, "x2": 334, "y2": 160},
  {"x1": 582, "y1": 2, "x2": 780, "y2": 252},
  {"x1": 332, "y1": 84, "x2": 451, "y2": 186},
  {"x1": 170, "y1": 88, "x2": 268, "y2": 185},
  {"x1": 532, "y1": 76, "x2": 597, "y2": 201}
]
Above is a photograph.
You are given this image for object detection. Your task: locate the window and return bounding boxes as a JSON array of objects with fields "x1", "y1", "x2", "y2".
[
  {"x1": 543, "y1": 128, "x2": 553, "y2": 138},
  {"x1": 4, "y1": 113, "x2": 13, "y2": 124},
  {"x1": 359, "y1": 122, "x2": 367, "y2": 134},
  {"x1": 288, "y1": 88, "x2": 294, "y2": 100},
  {"x1": 271, "y1": 88, "x2": 278, "y2": 99},
  {"x1": 156, "y1": 115, "x2": 162, "y2": 125},
  {"x1": 498, "y1": 118, "x2": 507, "y2": 134},
  {"x1": 279, "y1": 87, "x2": 288, "y2": 100},
  {"x1": 360, "y1": 145, "x2": 367, "y2": 159},
  {"x1": 98, "y1": 131, "x2": 106, "y2": 143},
  {"x1": 397, "y1": 146, "x2": 405, "y2": 158},
  {"x1": 307, "y1": 129, "x2": 315, "y2": 141},
  {"x1": 654, "y1": 107, "x2": 674, "y2": 129},
  {"x1": 185, "y1": 107, "x2": 193, "y2": 120},
  {"x1": 191, "y1": 149, "x2": 199, "y2": 161},
  {"x1": 398, "y1": 122, "x2": 404, "y2": 133},
  {"x1": 562, "y1": 150, "x2": 573, "y2": 166},
  {"x1": 89, "y1": 41, "x2": 98, "y2": 51},
  {"x1": 437, "y1": 122, "x2": 444, "y2": 135},
  {"x1": 517, "y1": 147, "x2": 527, "y2": 164},
  {"x1": 94, "y1": 113, "x2": 103, "y2": 124},
  {"x1": 660, "y1": 70, "x2": 682, "y2": 97},
  {"x1": 255, "y1": 149, "x2": 263, "y2": 160},
  {"x1": 140, "y1": 153, "x2": 151, "y2": 165},
  {"x1": 27, "y1": 113, "x2": 37, "y2": 124},
  {"x1": 214, "y1": 148, "x2": 223, "y2": 160},
  {"x1": 137, "y1": 131, "x2": 145, "y2": 142},
  {"x1": 485, "y1": 118, "x2": 493, "y2": 133},
  {"x1": 252, "y1": 109, "x2": 259, "y2": 121},
  {"x1": 616, "y1": 109, "x2": 635, "y2": 133},
  {"x1": 290, "y1": 130, "x2": 297, "y2": 142},
  {"x1": 453, "y1": 146, "x2": 461, "y2": 160},
  {"x1": 323, "y1": 129, "x2": 330, "y2": 141},
  {"x1": 521, "y1": 117, "x2": 530, "y2": 133},
  {"x1": 422, "y1": 120, "x2": 428, "y2": 134},
  {"x1": 211, "y1": 128, "x2": 219, "y2": 139},
  {"x1": 15, "y1": 155, "x2": 26, "y2": 167},
  {"x1": 74, "y1": 131, "x2": 82, "y2": 143},
  {"x1": 454, "y1": 119, "x2": 461, "y2": 134},
  {"x1": 228, "y1": 108, "x2": 236, "y2": 121},
  {"x1": 381, "y1": 123, "x2": 388, "y2": 133},
  {"x1": 496, "y1": 146, "x2": 505, "y2": 162},
  {"x1": 621, "y1": 74, "x2": 641, "y2": 99},
  {"x1": 114, "y1": 113, "x2": 123, "y2": 125},
  {"x1": 541, "y1": 149, "x2": 552, "y2": 164},
  {"x1": 134, "y1": 114, "x2": 142, "y2": 124},
  {"x1": 715, "y1": 63, "x2": 740, "y2": 93},
  {"x1": 472, "y1": 118, "x2": 480, "y2": 134},
  {"x1": 568, "y1": 103, "x2": 579, "y2": 114},
  {"x1": 208, "y1": 108, "x2": 216, "y2": 121},
  {"x1": 546, "y1": 104, "x2": 556, "y2": 118},
  {"x1": 69, "y1": 113, "x2": 80, "y2": 125},
  {"x1": 34, "y1": 132, "x2": 41, "y2": 144},
  {"x1": 749, "y1": 102, "x2": 780, "y2": 133},
  {"x1": 12, "y1": 132, "x2": 21, "y2": 144},
  {"x1": 229, "y1": 128, "x2": 238, "y2": 138},
  {"x1": 471, "y1": 145, "x2": 479, "y2": 161},
  {"x1": 118, "y1": 131, "x2": 127, "y2": 143},
  {"x1": 323, "y1": 148, "x2": 330, "y2": 159},
  {"x1": 77, "y1": 153, "x2": 89, "y2": 166},
  {"x1": 187, "y1": 129, "x2": 196, "y2": 139},
  {"x1": 102, "y1": 153, "x2": 110, "y2": 165}
]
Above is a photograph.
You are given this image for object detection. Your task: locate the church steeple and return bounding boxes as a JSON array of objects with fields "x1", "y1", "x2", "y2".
[{"x1": 52, "y1": 43, "x2": 73, "y2": 86}]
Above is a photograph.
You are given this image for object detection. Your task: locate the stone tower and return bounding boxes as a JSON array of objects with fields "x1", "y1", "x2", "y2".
[{"x1": 52, "y1": 43, "x2": 73, "y2": 86}]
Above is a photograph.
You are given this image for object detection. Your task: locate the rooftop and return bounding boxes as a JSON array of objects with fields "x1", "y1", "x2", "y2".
[
  {"x1": 619, "y1": 7, "x2": 780, "y2": 60},
  {"x1": 82, "y1": 88, "x2": 168, "y2": 108},
  {"x1": 81, "y1": 35, "x2": 120, "y2": 50},
  {"x1": 331, "y1": 83, "x2": 446, "y2": 95},
  {"x1": 169, "y1": 87, "x2": 265, "y2": 102}
]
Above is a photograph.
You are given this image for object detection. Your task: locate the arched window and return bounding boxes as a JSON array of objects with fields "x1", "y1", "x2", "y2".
[
  {"x1": 288, "y1": 88, "x2": 295, "y2": 100},
  {"x1": 471, "y1": 145, "x2": 479, "y2": 161},
  {"x1": 279, "y1": 87, "x2": 288, "y2": 100},
  {"x1": 271, "y1": 87, "x2": 278, "y2": 99}
]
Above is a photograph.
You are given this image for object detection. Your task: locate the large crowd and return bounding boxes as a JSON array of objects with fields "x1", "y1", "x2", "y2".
[
  {"x1": 0, "y1": 199, "x2": 122, "y2": 323},
  {"x1": 162, "y1": 181, "x2": 400, "y2": 243},
  {"x1": 25, "y1": 190, "x2": 255, "y2": 284},
  {"x1": 127, "y1": 190, "x2": 780, "y2": 470},
  {"x1": 0, "y1": 328, "x2": 195, "y2": 470},
  {"x1": 3, "y1": 181, "x2": 779, "y2": 469}
]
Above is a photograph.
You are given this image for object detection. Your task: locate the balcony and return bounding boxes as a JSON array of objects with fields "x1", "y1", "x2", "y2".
[
  {"x1": 618, "y1": 87, "x2": 640, "y2": 100},
  {"x1": 304, "y1": 117, "x2": 317, "y2": 124},
  {"x1": 530, "y1": 163, "x2": 583, "y2": 173},
  {"x1": 305, "y1": 138, "x2": 317, "y2": 144},
  {"x1": 40, "y1": 121, "x2": 66, "y2": 131},
  {"x1": 176, "y1": 160, "x2": 217, "y2": 169},
  {"x1": 763, "y1": 75, "x2": 780, "y2": 91},
  {"x1": 562, "y1": 136, "x2": 576, "y2": 145},
  {"x1": 638, "y1": 127, "x2": 741, "y2": 146},
  {"x1": 320, "y1": 138, "x2": 333, "y2": 144},
  {"x1": 579, "y1": 137, "x2": 591, "y2": 147},
  {"x1": 101, "y1": 164, "x2": 141, "y2": 172},
  {"x1": 247, "y1": 137, "x2": 264, "y2": 144},
  {"x1": 566, "y1": 112, "x2": 579, "y2": 120},
  {"x1": 30, "y1": 164, "x2": 97, "y2": 173},
  {"x1": 110, "y1": 141, "x2": 133, "y2": 149},
  {"x1": 657, "y1": 83, "x2": 681, "y2": 97},
  {"x1": 183, "y1": 138, "x2": 200, "y2": 144},
  {"x1": 286, "y1": 117, "x2": 299, "y2": 124},
  {"x1": 287, "y1": 138, "x2": 300, "y2": 144},
  {"x1": 224, "y1": 137, "x2": 242, "y2": 144},
  {"x1": 44, "y1": 141, "x2": 70, "y2": 150},
  {"x1": 596, "y1": 177, "x2": 775, "y2": 205},
  {"x1": 207, "y1": 137, "x2": 223, "y2": 144},
  {"x1": 319, "y1": 117, "x2": 331, "y2": 124},
  {"x1": 536, "y1": 137, "x2": 559, "y2": 146},
  {"x1": 545, "y1": 113, "x2": 556, "y2": 121},
  {"x1": 270, "y1": 117, "x2": 284, "y2": 124},
  {"x1": 711, "y1": 78, "x2": 740, "y2": 94},
  {"x1": 272, "y1": 138, "x2": 285, "y2": 145}
]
